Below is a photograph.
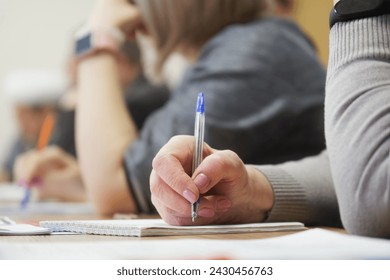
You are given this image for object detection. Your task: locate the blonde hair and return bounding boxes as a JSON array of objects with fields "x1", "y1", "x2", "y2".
[{"x1": 134, "y1": 0, "x2": 271, "y2": 74}]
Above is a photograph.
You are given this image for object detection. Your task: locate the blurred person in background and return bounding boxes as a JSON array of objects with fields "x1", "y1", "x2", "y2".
[
  {"x1": 0, "y1": 69, "x2": 65, "y2": 183},
  {"x1": 12, "y1": 39, "x2": 171, "y2": 202}
]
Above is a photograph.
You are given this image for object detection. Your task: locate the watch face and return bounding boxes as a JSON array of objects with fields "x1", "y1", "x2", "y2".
[
  {"x1": 336, "y1": 0, "x2": 383, "y2": 16},
  {"x1": 75, "y1": 33, "x2": 92, "y2": 56}
]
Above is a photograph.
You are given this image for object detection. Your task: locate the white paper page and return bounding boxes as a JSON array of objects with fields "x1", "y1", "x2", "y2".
[
  {"x1": 0, "y1": 224, "x2": 50, "y2": 236},
  {"x1": 0, "y1": 229, "x2": 389, "y2": 260}
]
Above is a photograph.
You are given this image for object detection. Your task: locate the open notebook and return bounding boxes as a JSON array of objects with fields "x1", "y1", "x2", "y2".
[{"x1": 39, "y1": 219, "x2": 305, "y2": 237}]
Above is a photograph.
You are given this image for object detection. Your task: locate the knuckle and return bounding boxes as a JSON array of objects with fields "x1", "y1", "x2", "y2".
[
  {"x1": 151, "y1": 153, "x2": 166, "y2": 171},
  {"x1": 149, "y1": 176, "x2": 165, "y2": 199},
  {"x1": 48, "y1": 146, "x2": 62, "y2": 157},
  {"x1": 218, "y1": 150, "x2": 243, "y2": 169},
  {"x1": 169, "y1": 135, "x2": 191, "y2": 144},
  {"x1": 150, "y1": 194, "x2": 159, "y2": 208}
]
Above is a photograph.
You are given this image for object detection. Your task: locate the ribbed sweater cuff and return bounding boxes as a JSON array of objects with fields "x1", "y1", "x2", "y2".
[
  {"x1": 328, "y1": 15, "x2": 390, "y2": 76},
  {"x1": 257, "y1": 166, "x2": 308, "y2": 223}
]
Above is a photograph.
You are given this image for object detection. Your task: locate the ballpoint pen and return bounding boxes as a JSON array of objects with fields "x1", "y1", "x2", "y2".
[
  {"x1": 20, "y1": 112, "x2": 55, "y2": 209},
  {"x1": 191, "y1": 92, "x2": 205, "y2": 222}
]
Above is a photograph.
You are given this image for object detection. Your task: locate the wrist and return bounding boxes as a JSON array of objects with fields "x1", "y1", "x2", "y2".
[{"x1": 246, "y1": 166, "x2": 274, "y2": 222}]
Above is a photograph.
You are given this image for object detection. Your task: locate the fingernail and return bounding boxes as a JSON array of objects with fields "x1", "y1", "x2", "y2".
[
  {"x1": 216, "y1": 199, "x2": 231, "y2": 211},
  {"x1": 198, "y1": 208, "x2": 215, "y2": 218},
  {"x1": 183, "y1": 189, "x2": 197, "y2": 203},
  {"x1": 194, "y1": 173, "x2": 210, "y2": 193}
]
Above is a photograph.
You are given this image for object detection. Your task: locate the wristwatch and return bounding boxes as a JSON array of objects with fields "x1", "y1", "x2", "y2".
[
  {"x1": 74, "y1": 26, "x2": 125, "y2": 60},
  {"x1": 330, "y1": 0, "x2": 390, "y2": 29}
]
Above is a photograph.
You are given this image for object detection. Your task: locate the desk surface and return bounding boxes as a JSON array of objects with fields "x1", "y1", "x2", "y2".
[
  {"x1": 1, "y1": 189, "x2": 389, "y2": 260},
  {"x1": 1, "y1": 210, "x2": 345, "y2": 242},
  {"x1": 2, "y1": 212, "x2": 390, "y2": 260},
  {"x1": 1, "y1": 228, "x2": 320, "y2": 242},
  {"x1": 0, "y1": 187, "x2": 347, "y2": 241}
]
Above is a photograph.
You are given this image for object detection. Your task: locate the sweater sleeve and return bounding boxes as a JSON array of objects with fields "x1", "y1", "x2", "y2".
[
  {"x1": 325, "y1": 16, "x2": 390, "y2": 238},
  {"x1": 258, "y1": 151, "x2": 341, "y2": 227}
]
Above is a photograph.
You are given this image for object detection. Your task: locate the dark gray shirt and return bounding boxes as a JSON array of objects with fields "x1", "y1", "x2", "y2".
[{"x1": 124, "y1": 18, "x2": 326, "y2": 213}]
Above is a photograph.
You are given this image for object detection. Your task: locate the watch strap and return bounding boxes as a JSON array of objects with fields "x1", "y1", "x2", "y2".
[
  {"x1": 330, "y1": 0, "x2": 390, "y2": 29},
  {"x1": 74, "y1": 26, "x2": 126, "y2": 61}
]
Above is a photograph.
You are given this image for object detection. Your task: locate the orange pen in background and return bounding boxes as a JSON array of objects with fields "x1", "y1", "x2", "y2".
[
  {"x1": 20, "y1": 112, "x2": 56, "y2": 209},
  {"x1": 36, "y1": 112, "x2": 56, "y2": 150}
]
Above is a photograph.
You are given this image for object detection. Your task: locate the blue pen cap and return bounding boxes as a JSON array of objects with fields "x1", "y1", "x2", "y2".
[{"x1": 196, "y1": 92, "x2": 205, "y2": 113}]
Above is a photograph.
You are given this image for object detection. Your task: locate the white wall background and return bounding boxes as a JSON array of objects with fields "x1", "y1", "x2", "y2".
[{"x1": 0, "y1": 0, "x2": 96, "y2": 165}]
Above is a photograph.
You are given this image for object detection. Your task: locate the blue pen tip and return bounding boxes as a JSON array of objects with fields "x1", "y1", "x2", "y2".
[{"x1": 196, "y1": 92, "x2": 205, "y2": 113}]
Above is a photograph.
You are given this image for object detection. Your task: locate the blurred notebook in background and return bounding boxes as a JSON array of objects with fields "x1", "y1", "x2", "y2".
[
  {"x1": 0, "y1": 183, "x2": 95, "y2": 217},
  {"x1": 0, "y1": 183, "x2": 25, "y2": 202},
  {"x1": 0, "y1": 224, "x2": 51, "y2": 236},
  {"x1": 0, "y1": 216, "x2": 50, "y2": 235}
]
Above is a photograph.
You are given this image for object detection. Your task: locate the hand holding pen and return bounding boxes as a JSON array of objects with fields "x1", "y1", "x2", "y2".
[
  {"x1": 14, "y1": 146, "x2": 85, "y2": 203},
  {"x1": 150, "y1": 133, "x2": 274, "y2": 226},
  {"x1": 150, "y1": 95, "x2": 274, "y2": 226},
  {"x1": 16, "y1": 112, "x2": 56, "y2": 209}
]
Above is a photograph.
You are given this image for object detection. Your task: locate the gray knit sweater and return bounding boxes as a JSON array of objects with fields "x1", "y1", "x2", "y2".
[{"x1": 261, "y1": 16, "x2": 390, "y2": 239}]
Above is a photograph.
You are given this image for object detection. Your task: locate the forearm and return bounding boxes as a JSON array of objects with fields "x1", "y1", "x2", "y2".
[
  {"x1": 326, "y1": 16, "x2": 390, "y2": 237},
  {"x1": 77, "y1": 53, "x2": 138, "y2": 215}
]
